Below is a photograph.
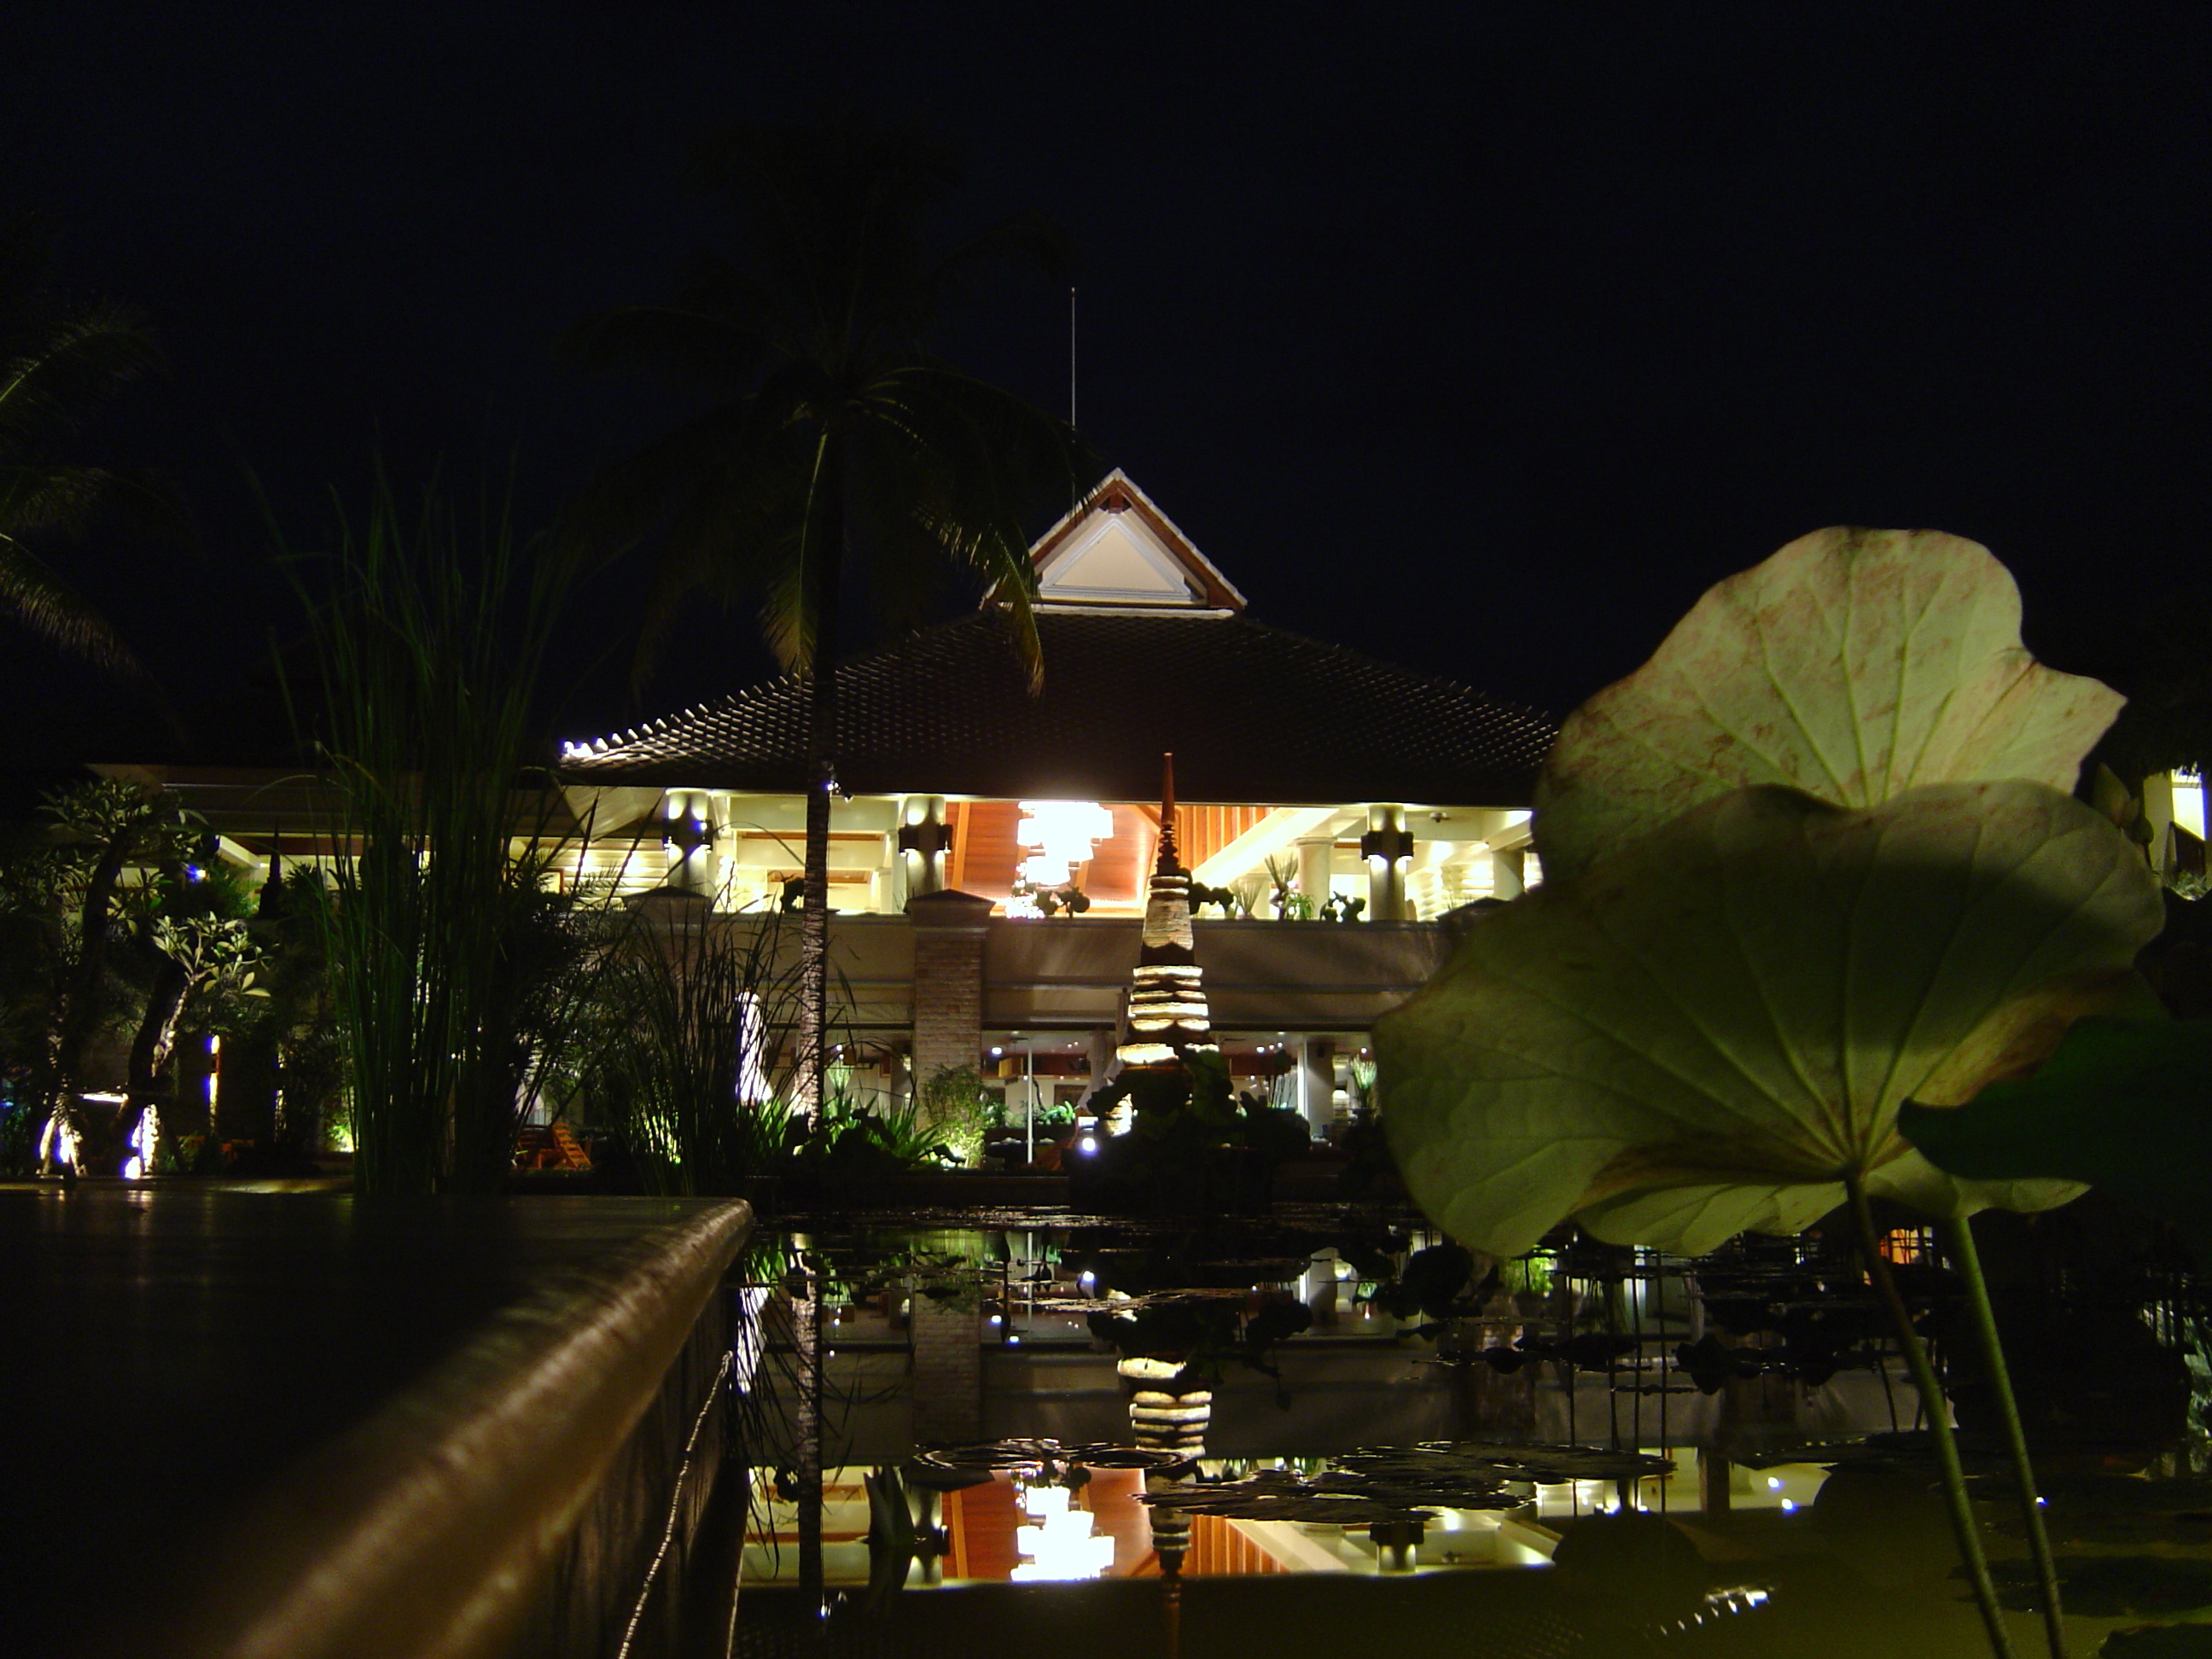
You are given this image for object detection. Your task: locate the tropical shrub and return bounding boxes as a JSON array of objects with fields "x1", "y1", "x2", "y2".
[
  {"x1": 0, "y1": 780, "x2": 274, "y2": 1175},
  {"x1": 918, "y1": 1063, "x2": 995, "y2": 1166},
  {"x1": 1079, "y1": 1050, "x2": 1311, "y2": 1210}
]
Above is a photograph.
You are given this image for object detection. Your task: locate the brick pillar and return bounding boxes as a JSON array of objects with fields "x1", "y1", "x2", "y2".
[
  {"x1": 905, "y1": 889, "x2": 994, "y2": 1113},
  {"x1": 910, "y1": 1293, "x2": 985, "y2": 1444}
]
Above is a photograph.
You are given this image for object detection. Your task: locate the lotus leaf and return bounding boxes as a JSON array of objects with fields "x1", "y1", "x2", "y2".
[
  {"x1": 1138, "y1": 1470, "x2": 1432, "y2": 1524},
  {"x1": 1377, "y1": 780, "x2": 2161, "y2": 1257},
  {"x1": 2099, "y1": 1627, "x2": 2212, "y2": 1659},
  {"x1": 1534, "y1": 527, "x2": 2125, "y2": 883},
  {"x1": 1336, "y1": 1442, "x2": 1675, "y2": 1483},
  {"x1": 1989, "y1": 1556, "x2": 2212, "y2": 1620},
  {"x1": 1898, "y1": 1017, "x2": 2212, "y2": 1267}
]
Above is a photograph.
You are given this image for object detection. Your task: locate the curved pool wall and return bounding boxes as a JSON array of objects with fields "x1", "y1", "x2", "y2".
[{"x1": 1, "y1": 1188, "x2": 750, "y2": 1658}]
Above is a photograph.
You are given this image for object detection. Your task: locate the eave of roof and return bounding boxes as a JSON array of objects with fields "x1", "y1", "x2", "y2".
[{"x1": 561, "y1": 608, "x2": 1556, "y2": 806}]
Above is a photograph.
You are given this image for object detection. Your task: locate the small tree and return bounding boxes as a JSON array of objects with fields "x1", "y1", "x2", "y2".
[
  {"x1": 11, "y1": 783, "x2": 188, "y2": 1171},
  {"x1": 918, "y1": 1062, "x2": 996, "y2": 1167}
]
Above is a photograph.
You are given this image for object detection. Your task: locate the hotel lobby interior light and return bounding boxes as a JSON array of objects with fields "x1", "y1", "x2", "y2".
[
  {"x1": 1016, "y1": 800, "x2": 1114, "y2": 887},
  {"x1": 1012, "y1": 1480, "x2": 1115, "y2": 1580}
]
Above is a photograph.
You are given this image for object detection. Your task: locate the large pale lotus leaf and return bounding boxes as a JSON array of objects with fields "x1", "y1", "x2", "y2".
[
  {"x1": 1534, "y1": 527, "x2": 2125, "y2": 883},
  {"x1": 1900, "y1": 1017, "x2": 2212, "y2": 1267},
  {"x1": 1377, "y1": 781, "x2": 2161, "y2": 1258}
]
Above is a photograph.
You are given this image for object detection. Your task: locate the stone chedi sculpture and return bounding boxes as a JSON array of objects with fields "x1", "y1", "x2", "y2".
[
  {"x1": 1115, "y1": 754, "x2": 1220, "y2": 1074},
  {"x1": 1108, "y1": 756, "x2": 1220, "y2": 1575}
]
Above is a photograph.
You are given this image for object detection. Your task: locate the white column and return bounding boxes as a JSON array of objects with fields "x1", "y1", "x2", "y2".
[
  {"x1": 1296, "y1": 834, "x2": 1334, "y2": 910},
  {"x1": 1489, "y1": 845, "x2": 1526, "y2": 900},
  {"x1": 2142, "y1": 772, "x2": 2177, "y2": 875},
  {"x1": 664, "y1": 790, "x2": 719, "y2": 896},
  {"x1": 899, "y1": 795, "x2": 949, "y2": 899},
  {"x1": 1365, "y1": 804, "x2": 1409, "y2": 921},
  {"x1": 1484, "y1": 812, "x2": 1533, "y2": 902},
  {"x1": 1298, "y1": 1037, "x2": 1331, "y2": 1135}
]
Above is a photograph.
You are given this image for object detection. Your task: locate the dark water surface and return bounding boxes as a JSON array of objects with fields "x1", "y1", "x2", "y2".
[
  {"x1": 724, "y1": 1211, "x2": 2212, "y2": 1659},
  {"x1": 9, "y1": 1189, "x2": 2204, "y2": 1657}
]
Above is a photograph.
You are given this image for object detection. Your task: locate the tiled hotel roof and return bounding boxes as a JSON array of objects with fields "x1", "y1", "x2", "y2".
[{"x1": 562, "y1": 608, "x2": 1556, "y2": 806}]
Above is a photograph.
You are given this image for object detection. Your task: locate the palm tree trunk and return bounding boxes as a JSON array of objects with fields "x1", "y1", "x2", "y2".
[
  {"x1": 797, "y1": 719, "x2": 834, "y2": 1132},
  {"x1": 793, "y1": 1250, "x2": 826, "y2": 1602},
  {"x1": 795, "y1": 457, "x2": 844, "y2": 1133}
]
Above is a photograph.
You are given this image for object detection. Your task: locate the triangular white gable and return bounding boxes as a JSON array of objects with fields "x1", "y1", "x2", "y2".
[
  {"x1": 1024, "y1": 469, "x2": 1247, "y2": 612},
  {"x1": 1037, "y1": 513, "x2": 1203, "y2": 607}
]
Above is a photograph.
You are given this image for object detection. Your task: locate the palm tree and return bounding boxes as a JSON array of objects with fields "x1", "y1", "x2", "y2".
[
  {"x1": 0, "y1": 218, "x2": 183, "y2": 676},
  {"x1": 564, "y1": 118, "x2": 1088, "y2": 1129}
]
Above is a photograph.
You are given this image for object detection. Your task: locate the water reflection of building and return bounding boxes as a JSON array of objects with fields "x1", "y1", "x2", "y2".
[{"x1": 738, "y1": 1230, "x2": 1932, "y2": 1599}]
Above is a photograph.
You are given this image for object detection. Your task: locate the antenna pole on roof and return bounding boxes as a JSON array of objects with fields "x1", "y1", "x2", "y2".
[{"x1": 1068, "y1": 286, "x2": 1078, "y2": 429}]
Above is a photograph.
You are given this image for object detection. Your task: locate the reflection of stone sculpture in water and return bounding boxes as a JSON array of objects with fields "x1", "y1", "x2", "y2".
[{"x1": 1121, "y1": 1353, "x2": 1209, "y2": 1575}]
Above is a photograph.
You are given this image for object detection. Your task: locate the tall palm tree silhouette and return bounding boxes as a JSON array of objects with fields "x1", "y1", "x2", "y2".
[
  {"x1": 0, "y1": 218, "x2": 183, "y2": 677},
  {"x1": 566, "y1": 118, "x2": 1088, "y2": 1126}
]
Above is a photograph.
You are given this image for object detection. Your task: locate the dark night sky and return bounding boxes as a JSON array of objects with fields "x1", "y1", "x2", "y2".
[{"x1": 3, "y1": 4, "x2": 2206, "y2": 761}]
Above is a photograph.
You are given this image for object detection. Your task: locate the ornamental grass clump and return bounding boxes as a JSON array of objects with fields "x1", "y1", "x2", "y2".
[
  {"x1": 1377, "y1": 527, "x2": 2165, "y2": 1659},
  {"x1": 282, "y1": 477, "x2": 593, "y2": 1197},
  {"x1": 585, "y1": 898, "x2": 800, "y2": 1196}
]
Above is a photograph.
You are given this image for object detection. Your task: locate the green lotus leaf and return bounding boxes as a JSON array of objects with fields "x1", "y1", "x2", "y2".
[
  {"x1": 1377, "y1": 780, "x2": 2162, "y2": 1257},
  {"x1": 1534, "y1": 527, "x2": 2126, "y2": 883},
  {"x1": 1899, "y1": 1017, "x2": 2212, "y2": 1267}
]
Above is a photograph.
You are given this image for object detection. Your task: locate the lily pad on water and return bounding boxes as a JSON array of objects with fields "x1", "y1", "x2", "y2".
[
  {"x1": 1899, "y1": 1016, "x2": 2212, "y2": 1268},
  {"x1": 1726, "y1": 1431, "x2": 2017, "y2": 1477},
  {"x1": 1134, "y1": 1449, "x2": 1667, "y2": 1520},
  {"x1": 1377, "y1": 781, "x2": 2159, "y2": 1256},
  {"x1": 911, "y1": 1438, "x2": 1068, "y2": 1471},
  {"x1": 1533, "y1": 526, "x2": 2124, "y2": 883},
  {"x1": 1138, "y1": 1469, "x2": 1435, "y2": 1525},
  {"x1": 1153, "y1": 1492, "x2": 1431, "y2": 1525},
  {"x1": 1988, "y1": 1557, "x2": 2212, "y2": 1621},
  {"x1": 1056, "y1": 1443, "x2": 1191, "y2": 1470},
  {"x1": 1303, "y1": 1468, "x2": 1530, "y2": 1511},
  {"x1": 1336, "y1": 1441, "x2": 1675, "y2": 1484},
  {"x1": 911, "y1": 1438, "x2": 1184, "y2": 1475},
  {"x1": 1978, "y1": 1470, "x2": 2212, "y2": 1547},
  {"x1": 2101, "y1": 1627, "x2": 2212, "y2": 1657}
]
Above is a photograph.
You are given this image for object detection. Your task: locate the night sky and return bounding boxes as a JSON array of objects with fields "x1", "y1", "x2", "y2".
[{"x1": 5, "y1": 5, "x2": 2206, "y2": 763}]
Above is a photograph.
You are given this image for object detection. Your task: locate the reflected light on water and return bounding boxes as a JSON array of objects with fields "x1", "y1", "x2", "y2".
[{"x1": 724, "y1": 1216, "x2": 2209, "y2": 1656}]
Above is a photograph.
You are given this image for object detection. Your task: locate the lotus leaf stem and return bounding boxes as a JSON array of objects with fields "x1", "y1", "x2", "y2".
[
  {"x1": 1845, "y1": 1169, "x2": 2016, "y2": 1658},
  {"x1": 1943, "y1": 1214, "x2": 2068, "y2": 1658}
]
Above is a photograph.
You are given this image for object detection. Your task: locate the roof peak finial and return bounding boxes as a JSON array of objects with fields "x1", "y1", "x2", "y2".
[{"x1": 1158, "y1": 751, "x2": 1179, "y2": 870}]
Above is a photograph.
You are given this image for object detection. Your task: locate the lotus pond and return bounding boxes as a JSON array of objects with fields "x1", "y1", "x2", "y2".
[{"x1": 706, "y1": 1205, "x2": 2212, "y2": 1658}]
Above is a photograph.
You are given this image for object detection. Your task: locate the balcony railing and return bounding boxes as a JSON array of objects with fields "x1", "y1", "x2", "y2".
[{"x1": 806, "y1": 913, "x2": 1451, "y2": 1033}]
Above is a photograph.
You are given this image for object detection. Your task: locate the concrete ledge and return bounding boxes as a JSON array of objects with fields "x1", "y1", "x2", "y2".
[
  {"x1": 174, "y1": 1199, "x2": 750, "y2": 1659},
  {"x1": 2, "y1": 1194, "x2": 753, "y2": 1659}
]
